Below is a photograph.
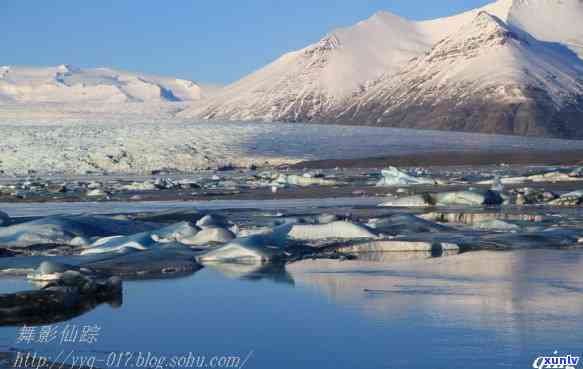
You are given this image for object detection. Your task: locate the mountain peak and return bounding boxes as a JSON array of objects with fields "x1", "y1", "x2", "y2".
[
  {"x1": 305, "y1": 34, "x2": 341, "y2": 56},
  {"x1": 465, "y1": 11, "x2": 517, "y2": 37},
  {"x1": 424, "y1": 11, "x2": 524, "y2": 63},
  {"x1": 56, "y1": 64, "x2": 80, "y2": 74}
]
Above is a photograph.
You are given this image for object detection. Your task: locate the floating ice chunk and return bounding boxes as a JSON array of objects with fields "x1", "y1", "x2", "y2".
[
  {"x1": 0, "y1": 215, "x2": 156, "y2": 248},
  {"x1": 278, "y1": 213, "x2": 340, "y2": 226},
  {"x1": 26, "y1": 261, "x2": 75, "y2": 281},
  {"x1": 527, "y1": 171, "x2": 583, "y2": 183},
  {"x1": 376, "y1": 167, "x2": 438, "y2": 187},
  {"x1": 150, "y1": 222, "x2": 199, "y2": 243},
  {"x1": 380, "y1": 190, "x2": 504, "y2": 207},
  {"x1": 333, "y1": 240, "x2": 460, "y2": 253},
  {"x1": 181, "y1": 227, "x2": 235, "y2": 246},
  {"x1": 275, "y1": 174, "x2": 338, "y2": 187},
  {"x1": 560, "y1": 190, "x2": 583, "y2": 198},
  {"x1": 314, "y1": 214, "x2": 340, "y2": 224},
  {"x1": 380, "y1": 194, "x2": 433, "y2": 207},
  {"x1": 368, "y1": 214, "x2": 452, "y2": 234},
  {"x1": 0, "y1": 210, "x2": 9, "y2": 226},
  {"x1": 197, "y1": 235, "x2": 286, "y2": 263},
  {"x1": 81, "y1": 233, "x2": 157, "y2": 255},
  {"x1": 421, "y1": 211, "x2": 545, "y2": 225},
  {"x1": 434, "y1": 190, "x2": 504, "y2": 206},
  {"x1": 81, "y1": 222, "x2": 198, "y2": 255},
  {"x1": 86, "y1": 188, "x2": 107, "y2": 197},
  {"x1": 196, "y1": 214, "x2": 229, "y2": 229},
  {"x1": 286, "y1": 221, "x2": 377, "y2": 241},
  {"x1": 120, "y1": 181, "x2": 157, "y2": 191},
  {"x1": 477, "y1": 176, "x2": 529, "y2": 185},
  {"x1": 473, "y1": 219, "x2": 520, "y2": 231},
  {"x1": 548, "y1": 190, "x2": 583, "y2": 206}
]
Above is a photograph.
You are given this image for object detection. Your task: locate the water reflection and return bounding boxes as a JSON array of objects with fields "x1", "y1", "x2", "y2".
[
  {"x1": 1, "y1": 250, "x2": 582, "y2": 369},
  {"x1": 204, "y1": 261, "x2": 294, "y2": 284},
  {"x1": 0, "y1": 289, "x2": 122, "y2": 327},
  {"x1": 287, "y1": 250, "x2": 583, "y2": 330}
]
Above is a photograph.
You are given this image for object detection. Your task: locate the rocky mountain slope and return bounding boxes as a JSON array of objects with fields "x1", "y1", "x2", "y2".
[
  {"x1": 333, "y1": 11, "x2": 583, "y2": 137},
  {"x1": 179, "y1": 0, "x2": 583, "y2": 139}
]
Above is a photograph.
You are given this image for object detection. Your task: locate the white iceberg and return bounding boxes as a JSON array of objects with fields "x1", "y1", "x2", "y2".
[
  {"x1": 334, "y1": 240, "x2": 460, "y2": 253},
  {"x1": 275, "y1": 174, "x2": 338, "y2": 187},
  {"x1": 473, "y1": 219, "x2": 520, "y2": 231},
  {"x1": 376, "y1": 167, "x2": 439, "y2": 187},
  {"x1": 26, "y1": 261, "x2": 76, "y2": 281},
  {"x1": 197, "y1": 234, "x2": 286, "y2": 263},
  {"x1": 285, "y1": 221, "x2": 377, "y2": 241},
  {"x1": 181, "y1": 227, "x2": 235, "y2": 246},
  {"x1": 380, "y1": 190, "x2": 504, "y2": 207},
  {"x1": 81, "y1": 222, "x2": 199, "y2": 255},
  {"x1": 0, "y1": 215, "x2": 156, "y2": 248}
]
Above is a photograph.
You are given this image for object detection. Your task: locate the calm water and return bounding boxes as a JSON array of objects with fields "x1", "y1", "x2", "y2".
[{"x1": 1, "y1": 249, "x2": 582, "y2": 369}]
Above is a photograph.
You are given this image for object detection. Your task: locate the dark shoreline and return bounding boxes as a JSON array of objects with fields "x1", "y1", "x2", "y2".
[{"x1": 291, "y1": 150, "x2": 583, "y2": 169}]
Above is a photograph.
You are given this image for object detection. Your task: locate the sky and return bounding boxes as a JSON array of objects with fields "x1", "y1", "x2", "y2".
[{"x1": 1, "y1": 0, "x2": 495, "y2": 85}]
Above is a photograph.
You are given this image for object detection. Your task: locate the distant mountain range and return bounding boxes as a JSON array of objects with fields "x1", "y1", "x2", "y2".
[
  {"x1": 179, "y1": 0, "x2": 583, "y2": 139},
  {"x1": 2, "y1": 0, "x2": 582, "y2": 139},
  {"x1": 0, "y1": 65, "x2": 202, "y2": 103}
]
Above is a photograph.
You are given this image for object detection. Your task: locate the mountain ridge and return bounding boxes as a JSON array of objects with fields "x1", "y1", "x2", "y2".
[
  {"x1": 179, "y1": 0, "x2": 583, "y2": 139},
  {"x1": 0, "y1": 65, "x2": 203, "y2": 104},
  {"x1": 329, "y1": 10, "x2": 583, "y2": 137}
]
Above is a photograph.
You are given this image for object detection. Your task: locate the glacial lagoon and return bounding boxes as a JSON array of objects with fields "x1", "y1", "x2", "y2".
[
  {"x1": 2, "y1": 164, "x2": 583, "y2": 369},
  {"x1": 1, "y1": 249, "x2": 582, "y2": 369}
]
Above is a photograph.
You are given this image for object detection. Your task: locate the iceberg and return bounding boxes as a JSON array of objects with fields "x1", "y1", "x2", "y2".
[
  {"x1": 472, "y1": 219, "x2": 520, "y2": 231},
  {"x1": 0, "y1": 210, "x2": 9, "y2": 226},
  {"x1": 197, "y1": 235, "x2": 286, "y2": 263},
  {"x1": 195, "y1": 214, "x2": 229, "y2": 229},
  {"x1": 548, "y1": 190, "x2": 583, "y2": 206},
  {"x1": 275, "y1": 174, "x2": 338, "y2": 187},
  {"x1": 0, "y1": 215, "x2": 157, "y2": 248},
  {"x1": 380, "y1": 190, "x2": 504, "y2": 207},
  {"x1": 81, "y1": 222, "x2": 199, "y2": 255},
  {"x1": 26, "y1": 261, "x2": 77, "y2": 281},
  {"x1": 368, "y1": 214, "x2": 453, "y2": 234},
  {"x1": 181, "y1": 227, "x2": 235, "y2": 246},
  {"x1": 376, "y1": 167, "x2": 438, "y2": 187},
  {"x1": 333, "y1": 240, "x2": 460, "y2": 253},
  {"x1": 286, "y1": 221, "x2": 377, "y2": 241}
]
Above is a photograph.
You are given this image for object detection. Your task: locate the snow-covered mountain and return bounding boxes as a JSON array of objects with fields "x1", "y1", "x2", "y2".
[
  {"x1": 0, "y1": 65, "x2": 202, "y2": 104},
  {"x1": 334, "y1": 11, "x2": 583, "y2": 137},
  {"x1": 180, "y1": 0, "x2": 583, "y2": 138}
]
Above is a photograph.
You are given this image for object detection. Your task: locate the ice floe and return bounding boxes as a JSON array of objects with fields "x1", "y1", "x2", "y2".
[
  {"x1": 81, "y1": 222, "x2": 199, "y2": 255},
  {"x1": 376, "y1": 167, "x2": 440, "y2": 187},
  {"x1": 197, "y1": 235, "x2": 287, "y2": 263},
  {"x1": 274, "y1": 174, "x2": 338, "y2": 187},
  {"x1": 181, "y1": 227, "x2": 235, "y2": 246},
  {"x1": 0, "y1": 215, "x2": 156, "y2": 248},
  {"x1": 285, "y1": 221, "x2": 377, "y2": 241},
  {"x1": 0, "y1": 211, "x2": 9, "y2": 227},
  {"x1": 332, "y1": 240, "x2": 460, "y2": 253},
  {"x1": 381, "y1": 189, "x2": 505, "y2": 207}
]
